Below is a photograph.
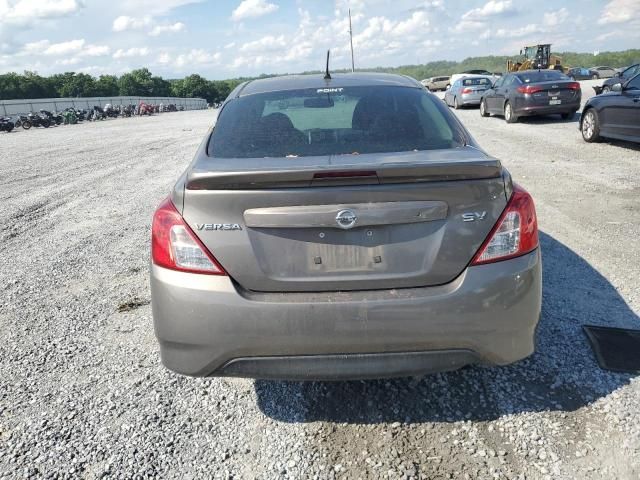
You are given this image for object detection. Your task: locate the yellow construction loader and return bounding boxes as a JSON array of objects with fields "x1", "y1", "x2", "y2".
[{"x1": 507, "y1": 44, "x2": 566, "y2": 72}]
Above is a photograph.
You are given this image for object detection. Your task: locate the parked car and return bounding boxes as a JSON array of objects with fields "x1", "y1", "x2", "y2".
[
  {"x1": 479, "y1": 69, "x2": 581, "y2": 123},
  {"x1": 449, "y1": 69, "x2": 494, "y2": 88},
  {"x1": 567, "y1": 67, "x2": 594, "y2": 80},
  {"x1": 444, "y1": 75, "x2": 492, "y2": 108},
  {"x1": 580, "y1": 72, "x2": 640, "y2": 143},
  {"x1": 150, "y1": 72, "x2": 542, "y2": 380},
  {"x1": 594, "y1": 63, "x2": 640, "y2": 94},
  {"x1": 589, "y1": 66, "x2": 617, "y2": 79},
  {"x1": 421, "y1": 76, "x2": 451, "y2": 91}
]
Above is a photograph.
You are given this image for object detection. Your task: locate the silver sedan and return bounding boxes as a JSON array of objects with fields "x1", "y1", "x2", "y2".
[{"x1": 444, "y1": 75, "x2": 493, "y2": 109}]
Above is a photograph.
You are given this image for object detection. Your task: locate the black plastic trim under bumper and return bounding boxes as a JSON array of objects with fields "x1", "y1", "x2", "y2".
[{"x1": 214, "y1": 350, "x2": 480, "y2": 381}]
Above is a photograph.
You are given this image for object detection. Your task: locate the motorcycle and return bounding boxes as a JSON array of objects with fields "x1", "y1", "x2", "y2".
[
  {"x1": 26, "y1": 112, "x2": 51, "y2": 128},
  {"x1": 138, "y1": 102, "x2": 154, "y2": 116},
  {"x1": 104, "y1": 104, "x2": 120, "y2": 118},
  {"x1": 0, "y1": 117, "x2": 14, "y2": 132},
  {"x1": 14, "y1": 114, "x2": 32, "y2": 130},
  {"x1": 40, "y1": 110, "x2": 63, "y2": 126},
  {"x1": 73, "y1": 109, "x2": 87, "y2": 121},
  {"x1": 62, "y1": 109, "x2": 78, "y2": 125},
  {"x1": 89, "y1": 106, "x2": 106, "y2": 121}
]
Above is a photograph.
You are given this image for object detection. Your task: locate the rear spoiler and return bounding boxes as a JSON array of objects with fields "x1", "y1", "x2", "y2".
[{"x1": 186, "y1": 160, "x2": 502, "y2": 190}]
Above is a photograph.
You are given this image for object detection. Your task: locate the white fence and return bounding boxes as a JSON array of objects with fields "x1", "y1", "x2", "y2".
[{"x1": 0, "y1": 96, "x2": 207, "y2": 116}]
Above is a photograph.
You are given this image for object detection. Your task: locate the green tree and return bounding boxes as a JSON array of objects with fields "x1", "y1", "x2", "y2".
[
  {"x1": 151, "y1": 75, "x2": 171, "y2": 96},
  {"x1": 117, "y1": 68, "x2": 154, "y2": 96},
  {"x1": 49, "y1": 73, "x2": 98, "y2": 97},
  {"x1": 0, "y1": 72, "x2": 26, "y2": 99},
  {"x1": 95, "y1": 75, "x2": 119, "y2": 96}
]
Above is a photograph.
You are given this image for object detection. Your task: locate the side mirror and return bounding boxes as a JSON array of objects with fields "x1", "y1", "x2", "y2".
[{"x1": 611, "y1": 83, "x2": 622, "y2": 92}]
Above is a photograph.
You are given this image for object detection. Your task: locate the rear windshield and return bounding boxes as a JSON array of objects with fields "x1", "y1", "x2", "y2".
[
  {"x1": 517, "y1": 71, "x2": 569, "y2": 83},
  {"x1": 462, "y1": 77, "x2": 490, "y2": 86},
  {"x1": 209, "y1": 86, "x2": 464, "y2": 158}
]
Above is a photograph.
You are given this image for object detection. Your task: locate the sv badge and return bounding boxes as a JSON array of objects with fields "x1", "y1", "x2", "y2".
[{"x1": 462, "y1": 211, "x2": 487, "y2": 222}]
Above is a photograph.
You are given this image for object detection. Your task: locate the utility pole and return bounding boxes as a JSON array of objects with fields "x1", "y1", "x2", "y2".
[{"x1": 349, "y1": 8, "x2": 355, "y2": 72}]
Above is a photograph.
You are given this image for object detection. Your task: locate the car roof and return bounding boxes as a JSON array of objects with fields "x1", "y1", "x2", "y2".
[
  {"x1": 511, "y1": 69, "x2": 566, "y2": 74},
  {"x1": 236, "y1": 72, "x2": 421, "y2": 97}
]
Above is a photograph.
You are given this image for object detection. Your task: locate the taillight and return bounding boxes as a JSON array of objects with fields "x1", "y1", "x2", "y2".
[
  {"x1": 471, "y1": 184, "x2": 538, "y2": 265},
  {"x1": 568, "y1": 82, "x2": 580, "y2": 90},
  {"x1": 517, "y1": 85, "x2": 542, "y2": 94},
  {"x1": 461, "y1": 88, "x2": 473, "y2": 94},
  {"x1": 151, "y1": 197, "x2": 226, "y2": 275}
]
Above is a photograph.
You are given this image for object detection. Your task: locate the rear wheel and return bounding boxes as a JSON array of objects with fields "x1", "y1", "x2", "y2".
[
  {"x1": 22, "y1": 121, "x2": 32, "y2": 130},
  {"x1": 504, "y1": 102, "x2": 517, "y2": 123},
  {"x1": 454, "y1": 96, "x2": 461, "y2": 109},
  {"x1": 581, "y1": 109, "x2": 601, "y2": 142},
  {"x1": 602, "y1": 85, "x2": 611, "y2": 94},
  {"x1": 480, "y1": 99, "x2": 489, "y2": 117},
  {"x1": 42, "y1": 119, "x2": 50, "y2": 128},
  {"x1": 591, "y1": 74, "x2": 598, "y2": 80}
]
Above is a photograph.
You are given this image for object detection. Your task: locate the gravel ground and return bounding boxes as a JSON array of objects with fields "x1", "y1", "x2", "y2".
[{"x1": 1, "y1": 79, "x2": 639, "y2": 479}]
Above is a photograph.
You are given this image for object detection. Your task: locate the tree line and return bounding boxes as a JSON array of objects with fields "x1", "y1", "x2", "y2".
[
  {"x1": 0, "y1": 68, "x2": 244, "y2": 104},
  {"x1": 1, "y1": 49, "x2": 639, "y2": 103},
  {"x1": 367, "y1": 49, "x2": 640, "y2": 81}
]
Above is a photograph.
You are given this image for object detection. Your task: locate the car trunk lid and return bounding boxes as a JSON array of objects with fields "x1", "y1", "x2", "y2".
[{"x1": 182, "y1": 147, "x2": 507, "y2": 292}]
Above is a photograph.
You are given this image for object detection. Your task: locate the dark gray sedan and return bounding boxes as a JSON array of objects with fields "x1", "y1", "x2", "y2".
[
  {"x1": 480, "y1": 70, "x2": 581, "y2": 123},
  {"x1": 580, "y1": 72, "x2": 640, "y2": 143}
]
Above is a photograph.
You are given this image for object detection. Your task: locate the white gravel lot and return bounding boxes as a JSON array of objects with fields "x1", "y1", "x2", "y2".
[{"x1": 1, "y1": 78, "x2": 639, "y2": 479}]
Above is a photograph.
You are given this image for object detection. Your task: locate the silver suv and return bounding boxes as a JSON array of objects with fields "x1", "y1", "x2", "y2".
[{"x1": 150, "y1": 73, "x2": 542, "y2": 380}]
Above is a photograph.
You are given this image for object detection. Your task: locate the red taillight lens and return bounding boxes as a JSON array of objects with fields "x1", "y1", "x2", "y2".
[
  {"x1": 461, "y1": 88, "x2": 473, "y2": 94},
  {"x1": 471, "y1": 184, "x2": 538, "y2": 265},
  {"x1": 568, "y1": 82, "x2": 581, "y2": 90},
  {"x1": 151, "y1": 197, "x2": 226, "y2": 275},
  {"x1": 517, "y1": 85, "x2": 542, "y2": 94}
]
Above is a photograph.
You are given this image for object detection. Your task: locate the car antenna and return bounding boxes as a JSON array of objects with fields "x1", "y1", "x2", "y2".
[{"x1": 324, "y1": 50, "x2": 331, "y2": 80}]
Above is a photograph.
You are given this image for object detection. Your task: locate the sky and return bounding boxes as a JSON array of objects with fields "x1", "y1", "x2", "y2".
[{"x1": 0, "y1": 0, "x2": 639, "y2": 79}]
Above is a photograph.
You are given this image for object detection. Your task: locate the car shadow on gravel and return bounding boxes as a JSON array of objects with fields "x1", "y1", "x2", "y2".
[{"x1": 255, "y1": 232, "x2": 638, "y2": 423}]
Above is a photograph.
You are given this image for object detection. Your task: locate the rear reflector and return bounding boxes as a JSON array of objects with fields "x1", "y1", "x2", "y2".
[
  {"x1": 152, "y1": 197, "x2": 226, "y2": 275},
  {"x1": 471, "y1": 184, "x2": 538, "y2": 265}
]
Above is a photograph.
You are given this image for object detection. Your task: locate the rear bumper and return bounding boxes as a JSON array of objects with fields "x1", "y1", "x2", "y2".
[
  {"x1": 151, "y1": 249, "x2": 542, "y2": 380},
  {"x1": 514, "y1": 99, "x2": 580, "y2": 116},
  {"x1": 460, "y1": 93, "x2": 483, "y2": 105}
]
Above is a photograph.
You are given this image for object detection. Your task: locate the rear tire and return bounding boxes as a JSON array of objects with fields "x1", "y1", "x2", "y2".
[
  {"x1": 454, "y1": 96, "x2": 461, "y2": 109},
  {"x1": 581, "y1": 109, "x2": 601, "y2": 143},
  {"x1": 504, "y1": 102, "x2": 517, "y2": 123},
  {"x1": 22, "y1": 121, "x2": 32, "y2": 130},
  {"x1": 602, "y1": 86, "x2": 611, "y2": 94},
  {"x1": 480, "y1": 99, "x2": 489, "y2": 117},
  {"x1": 42, "y1": 119, "x2": 50, "y2": 128}
]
